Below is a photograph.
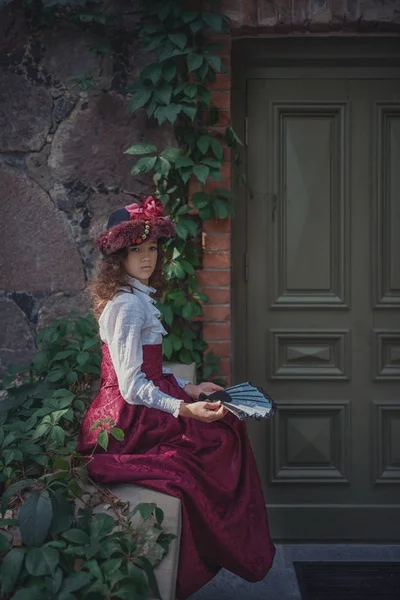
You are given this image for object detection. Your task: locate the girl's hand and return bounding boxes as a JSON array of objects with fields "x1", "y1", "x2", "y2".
[
  {"x1": 179, "y1": 400, "x2": 227, "y2": 422},
  {"x1": 183, "y1": 382, "x2": 224, "y2": 401}
]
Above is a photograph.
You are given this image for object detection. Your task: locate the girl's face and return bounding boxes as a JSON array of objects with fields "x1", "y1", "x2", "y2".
[{"x1": 123, "y1": 239, "x2": 158, "y2": 285}]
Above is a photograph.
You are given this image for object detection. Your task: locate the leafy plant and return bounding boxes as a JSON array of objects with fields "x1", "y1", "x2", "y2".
[
  {"x1": 0, "y1": 315, "x2": 175, "y2": 599},
  {"x1": 124, "y1": 0, "x2": 241, "y2": 379}
]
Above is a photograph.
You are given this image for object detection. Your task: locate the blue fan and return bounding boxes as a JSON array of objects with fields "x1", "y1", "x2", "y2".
[{"x1": 199, "y1": 382, "x2": 276, "y2": 421}]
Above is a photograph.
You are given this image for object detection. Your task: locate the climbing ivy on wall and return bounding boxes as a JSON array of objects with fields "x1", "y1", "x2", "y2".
[{"x1": 126, "y1": 1, "x2": 235, "y2": 379}]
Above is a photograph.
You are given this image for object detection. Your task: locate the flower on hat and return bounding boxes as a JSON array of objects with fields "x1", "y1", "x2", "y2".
[
  {"x1": 125, "y1": 202, "x2": 145, "y2": 218},
  {"x1": 125, "y1": 196, "x2": 164, "y2": 221},
  {"x1": 143, "y1": 196, "x2": 164, "y2": 218}
]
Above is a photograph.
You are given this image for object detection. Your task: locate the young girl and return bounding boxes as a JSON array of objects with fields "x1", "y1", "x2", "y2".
[{"x1": 78, "y1": 197, "x2": 275, "y2": 599}]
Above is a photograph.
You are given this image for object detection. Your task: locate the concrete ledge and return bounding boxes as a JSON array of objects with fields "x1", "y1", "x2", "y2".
[
  {"x1": 163, "y1": 361, "x2": 196, "y2": 384},
  {"x1": 108, "y1": 483, "x2": 181, "y2": 600}
]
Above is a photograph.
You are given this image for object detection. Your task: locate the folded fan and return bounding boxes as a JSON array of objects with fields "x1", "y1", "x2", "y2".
[{"x1": 199, "y1": 382, "x2": 276, "y2": 421}]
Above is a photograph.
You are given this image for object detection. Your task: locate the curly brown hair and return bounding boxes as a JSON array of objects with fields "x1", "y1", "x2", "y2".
[{"x1": 90, "y1": 242, "x2": 166, "y2": 320}]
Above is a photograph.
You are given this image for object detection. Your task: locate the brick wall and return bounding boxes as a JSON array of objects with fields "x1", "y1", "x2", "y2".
[{"x1": 197, "y1": 0, "x2": 400, "y2": 384}]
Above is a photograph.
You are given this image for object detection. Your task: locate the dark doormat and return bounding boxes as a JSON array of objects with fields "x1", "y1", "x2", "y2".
[{"x1": 294, "y1": 562, "x2": 400, "y2": 600}]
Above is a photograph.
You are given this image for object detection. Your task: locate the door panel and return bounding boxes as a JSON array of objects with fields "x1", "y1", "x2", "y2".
[{"x1": 246, "y1": 78, "x2": 400, "y2": 540}]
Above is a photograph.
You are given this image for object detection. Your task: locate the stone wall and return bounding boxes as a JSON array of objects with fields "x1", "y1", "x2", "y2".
[{"x1": 0, "y1": 1, "x2": 175, "y2": 370}]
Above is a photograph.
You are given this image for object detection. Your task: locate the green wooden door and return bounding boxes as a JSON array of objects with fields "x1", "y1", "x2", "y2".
[{"x1": 246, "y1": 78, "x2": 400, "y2": 540}]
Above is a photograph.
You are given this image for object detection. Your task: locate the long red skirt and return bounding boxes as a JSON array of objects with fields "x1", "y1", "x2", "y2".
[{"x1": 78, "y1": 344, "x2": 275, "y2": 599}]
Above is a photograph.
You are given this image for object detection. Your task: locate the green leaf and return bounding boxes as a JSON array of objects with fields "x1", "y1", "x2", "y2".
[
  {"x1": 175, "y1": 221, "x2": 189, "y2": 241},
  {"x1": 102, "y1": 557, "x2": 123, "y2": 580},
  {"x1": 158, "y1": 40, "x2": 176, "y2": 62},
  {"x1": 199, "y1": 205, "x2": 214, "y2": 220},
  {"x1": 155, "y1": 156, "x2": 171, "y2": 176},
  {"x1": 49, "y1": 490, "x2": 74, "y2": 535},
  {"x1": 160, "y1": 303, "x2": 174, "y2": 327},
  {"x1": 175, "y1": 155, "x2": 194, "y2": 169},
  {"x1": 160, "y1": 147, "x2": 180, "y2": 162},
  {"x1": 197, "y1": 86, "x2": 211, "y2": 106},
  {"x1": 155, "y1": 506, "x2": 164, "y2": 525},
  {"x1": 191, "y1": 191, "x2": 211, "y2": 209},
  {"x1": 129, "y1": 502, "x2": 156, "y2": 521},
  {"x1": 176, "y1": 205, "x2": 192, "y2": 216},
  {"x1": 53, "y1": 350, "x2": 75, "y2": 361},
  {"x1": 48, "y1": 565, "x2": 63, "y2": 595},
  {"x1": 205, "y1": 53, "x2": 222, "y2": 71},
  {"x1": 0, "y1": 547, "x2": 26, "y2": 595},
  {"x1": 213, "y1": 198, "x2": 231, "y2": 219},
  {"x1": 125, "y1": 142, "x2": 157, "y2": 156},
  {"x1": 0, "y1": 531, "x2": 10, "y2": 553},
  {"x1": 1, "y1": 479, "x2": 36, "y2": 516},
  {"x1": 197, "y1": 135, "x2": 212, "y2": 154},
  {"x1": 61, "y1": 528, "x2": 90, "y2": 545},
  {"x1": 135, "y1": 556, "x2": 161, "y2": 599},
  {"x1": 168, "y1": 33, "x2": 187, "y2": 50},
  {"x1": 169, "y1": 262, "x2": 186, "y2": 279},
  {"x1": 189, "y1": 17, "x2": 204, "y2": 33},
  {"x1": 128, "y1": 88, "x2": 152, "y2": 112},
  {"x1": 154, "y1": 104, "x2": 182, "y2": 125},
  {"x1": 171, "y1": 335, "x2": 183, "y2": 352},
  {"x1": 141, "y1": 64, "x2": 162, "y2": 84},
  {"x1": 110, "y1": 428, "x2": 124, "y2": 441},
  {"x1": 145, "y1": 96, "x2": 157, "y2": 118},
  {"x1": 131, "y1": 156, "x2": 157, "y2": 176},
  {"x1": 182, "y1": 104, "x2": 197, "y2": 121},
  {"x1": 84, "y1": 559, "x2": 103, "y2": 581},
  {"x1": 97, "y1": 429, "x2": 108, "y2": 451},
  {"x1": 202, "y1": 157, "x2": 221, "y2": 168},
  {"x1": 193, "y1": 165, "x2": 210, "y2": 183},
  {"x1": 158, "y1": 2, "x2": 172, "y2": 21},
  {"x1": 51, "y1": 425, "x2": 65, "y2": 446},
  {"x1": 184, "y1": 84, "x2": 198, "y2": 99},
  {"x1": 155, "y1": 83, "x2": 172, "y2": 105},
  {"x1": 182, "y1": 10, "x2": 199, "y2": 23},
  {"x1": 182, "y1": 303, "x2": 195, "y2": 320},
  {"x1": 202, "y1": 11, "x2": 225, "y2": 31},
  {"x1": 179, "y1": 349, "x2": 193, "y2": 364},
  {"x1": 162, "y1": 336, "x2": 173, "y2": 360},
  {"x1": 19, "y1": 490, "x2": 53, "y2": 547},
  {"x1": 11, "y1": 591, "x2": 43, "y2": 600},
  {"x1": 83, "y1": 337, "x2": 99, "y2": 351},
  {"x1": 163, "y1": 64, "x2": 177, "y2": 82},
  {"x1": 66, "y1": 371, "x2": 78, "y2": 385},
  {"x1": 187, "y1": 53, "x2": 203, "y2": 73},
  {"x1": 32, "y1": 422, "x2": 51, "y2": 439},
  {"x1": 47, "y1": 369, "x2": 66, "y2": 382},
  {"x1": 90, "y1": 513, "x2": 114, "y2": 541},
  {"x1": 25, "y1": 546, "x2": 59, "y2": 576},
  {"x1": 33, "y1": 349, "x2": 50, "y2": 369},
  {"x1": 60, "y1": 571, "x2": 92, "y2": 594},
  {"x1": 185, "y1": 219, "x2": 197, "y2": 237}
]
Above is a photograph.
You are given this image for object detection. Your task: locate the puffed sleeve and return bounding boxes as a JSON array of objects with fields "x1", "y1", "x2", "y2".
[{"x1": 103, "y1": 295, "x2": 183, "y2": 418}]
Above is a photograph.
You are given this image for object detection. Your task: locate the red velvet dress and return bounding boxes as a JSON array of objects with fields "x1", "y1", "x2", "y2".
[{"x1": 78, "y1": 343, "x2": 275, "y2": 599}]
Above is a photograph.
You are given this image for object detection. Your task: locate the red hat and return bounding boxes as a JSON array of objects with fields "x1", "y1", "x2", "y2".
[{"x1": 97, "y1": 196, "x2": 175, "y2": 255}]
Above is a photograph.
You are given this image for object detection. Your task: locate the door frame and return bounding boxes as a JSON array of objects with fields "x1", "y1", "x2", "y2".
[{"x1": 231, "y1": 36, "x2": 400, "y2": 387}]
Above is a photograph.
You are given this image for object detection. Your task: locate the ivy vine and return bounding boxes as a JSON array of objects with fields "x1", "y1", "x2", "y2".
[{"x1": 126, "y1": 0, "x2": 238, "y2": 380}]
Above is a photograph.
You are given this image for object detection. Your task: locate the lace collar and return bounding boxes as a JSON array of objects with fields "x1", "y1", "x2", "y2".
[{"x1": 126, "y1": 277, "x2": 157, "y2": 304}]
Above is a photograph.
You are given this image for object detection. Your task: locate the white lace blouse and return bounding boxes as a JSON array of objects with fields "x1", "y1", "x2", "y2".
[{"x1": 98, "y1": 277, "x2": 190, "y2": 418}]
